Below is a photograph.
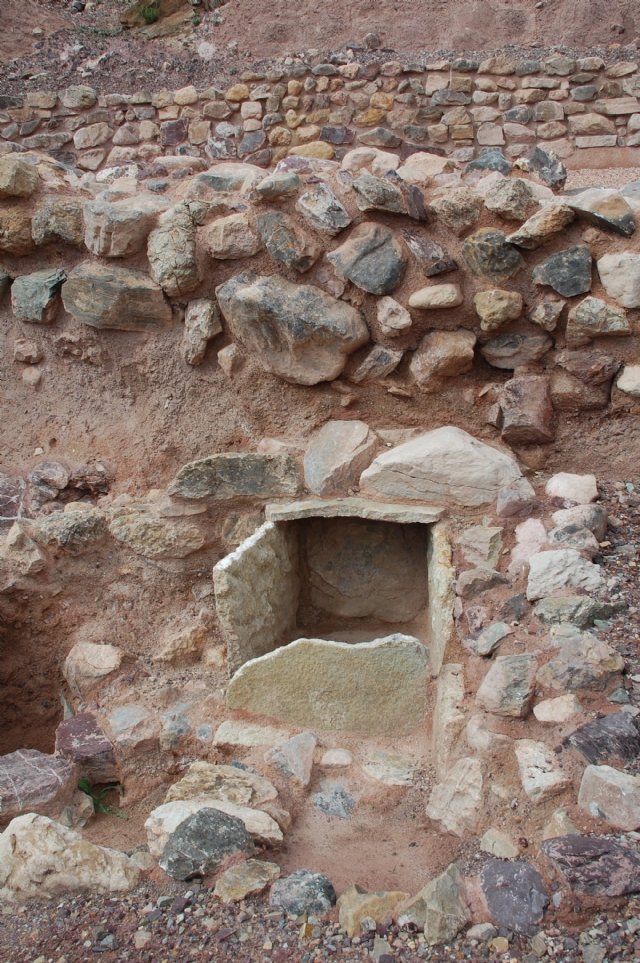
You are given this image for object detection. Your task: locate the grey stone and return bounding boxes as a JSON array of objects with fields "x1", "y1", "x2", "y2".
[
  {"x1": 352, "y1": 171, "x2": 416, "y2": 217},
  {"x1": 295, "y1": 183, "x2": 352, "y2": 235},
  {"x1": 168, "y1": 452, "x2": 299, "y2": 499},
  {"x1": 462, "y1": 229, "x2": 524, "y2": 282},
  {"x1": 479, "y1": 860, "x2": 548, "y2": 935},
  {"x1": 540, "y1": 834, "x2": 640, "y2": 897},
  {"x1": 532, "y1": 245, "x2": 593, "y2": 297},
  {"x1": 476, "y1": 654, "x2": 537, "y2": 717},
  {"x1": 270, "y1": 869, "x2": 337, "y2": 915},
  {"x1": 514, "y1": 145, "x2": 567, "y2": 190},
  {"x1": 565, "y1": 296, "x2": 630, "y2": 347},
  {"x1": 480, "y1": 332, "x2": 553, "y2": 369},
  {"x1": 83, "y1": 195, "x2": 170, "y2": 257},
  {"x1": 402, "y1": 229, "x2": 458, "y2": 276},
  {"x1": 62, "y1": 262, "x2": 172, "y2": 331},
  {"x1": 465, "y1": 150, "x2": 511, "y2": 175},
  {"x1": 181, "y1": 298, "x2": 222, "y2": 365},
  {"x1": 347, "y1": 344, "x2": 403, "y2": 382},
  {"x1": 358, "y1": 127, "x2": 402, "y2": 148},
  {"x1": 503, "y1": 106, "x2": 532, "y2": 123},
  {"x1": 433, "y1": 89, "x2": 471, "y2": 106},
  {"x1": 31, "y1": 199, "x2": 83, "y2": 246},
  {"x1": 572, "y1": 85, "x2": 598, "y2": 102},
  {"x1": 303, "y1": 420, "x2": 378, "y2": 496},
  {"x1": 471, "y1": 621, "x2": 511, "y2": 657},
  {"x1": 567, "y1": 188, "x2": 636, "y2": 236},
  {"x1": 147, "y1": 201, "x2": 202, "y2": 297},
  {"x1": 397, "y1": 864, "x2": 470, "y2": 944},
  {"x1": 507, "y1": 205, "x2": 575, "y2": 250},
  {"x1": 217, "y1": 272, "x2": 367, "y2": 382},
  {"x1": 427, "y1": 187, "x2": 483, "y2": 236},
  {"x1": 565, "y1": 712, "x2": 640, "y2": 767},
  {"x1": 483, "y1": 178, "x2": 536, "y2": 221},
  {"x1": 11, "y1": 268, "x2": 65, "y2": 324},
  {"x1": 527, "y1": 550, "x2": 603, "y2": 601},
  {"x1": 205, "y1": 136, "x2": 237, "y2": 160},
  {"x1": 533, "y1": 596, "x2": 624, "y2": 629},
  {"x1": 326, "y1": 223, "x2": 406, "y2": 295},
  {"x1": 252, "y1": 171, "x2": 301, "y2": 201},
  {"x1": 312, "y1": 782, "x2": 354, "y2": 819},
  {"x1": 536, "y1": 633, "x2": 624, "y2": 691},
  {"x1": 159, "y1": 808, "x2": 254, "y2": 880},
  {"x1": 264, "y1": 731, "x2": 317, "y2": 786},
  {"x1": 456, "y1": 567, "x2": 510, "y2": 600},
  {"x1": 160, "y1": 711, "x2": 192, "y2": 751},
  {"x1": 256, "y1": 211, "x2": 320, "y2": 273},
  {"x1": 238, "y1": 130, "x2": 266, "y2": 158}
]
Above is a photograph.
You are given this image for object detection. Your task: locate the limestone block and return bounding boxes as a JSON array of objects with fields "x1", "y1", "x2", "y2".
[
  {"x1": 427, "y1": 522, "x2": 456, "y2": 676},
  {"x1": 363, "y1": 750, "x2": 417, "y2": 786},
  {"x1": 515, "y1": 739, "x2": 571, "y2": 802},
  {"x1": 169, "y1": 452, "x2": 300, "y2": 500},
  {"x1": 166, "y1": 762, "x2": 277, "y2": 807},
  {"x1": 617, "y1": 365, "x2": 640, "y2": 396},
  {"x1": 264, "y1": 732, "x2": 317, "y2": 786},
  {"x1": 425, "y1": 757, "x2": 483, "y2": 836},
  {"x1": 62, "y1": 262, "x2": 172, "y2": 331},
  {"x1": 578, "y1": 765, "x2": 640, "y2": 830},
  {"x1": 213, "y1": 721, "x2": 291, "y2": 748},
  {"x1": 545, "y1": 471, "x2": 598, "y2": 503},
  {"x1": 473, "y1": 289, "x2": 523, "y2": 331},
  {"x1": 460, "y1": 525, "x2": 503, "y2": 567},
  {"x1": 526, "y1": 550, "x2": 603, "y2": 600},
  {"x1": 432, "y1": 664, "x2": 466, "y2": 779},
  {"x1": 597, "y1": 252, "x2": 640, "y2": 308},
  {"x1": 1, "y1": 522, "x2": 45, "y2": 575},
  {"x1": 206, "y1": 212, "x2": 261, "y2": 259},
  {"x1": 397, "y1": 864, "x2": 470, "y2": 943},
  {"x1": 64, "y1": 641, "x2": 122, "y2": 697},
  {"x1": 226, "y1": 634, "x2": 429, "y2": 735},
  {"x1": 83, "y1": 195, "x2": 171, "y2": 257},
  {"x1": 507, "y1": 518, "x2": 547, "y2": 576},
  {"x1": 480, "y1": 828, "x2": 519, "y2": 858},
  {"x1": 476, "y1": 654, "x2": 537, "y2": 717},
  {"x1": 147, "y1": 201, "x2": 202, "y2": 297},
  {"x1": 303, "y1": 420, "x2": 379, "y2": 496},
  {"x1": 0, "y1": 156, "x2": 39, "y2": 198}
]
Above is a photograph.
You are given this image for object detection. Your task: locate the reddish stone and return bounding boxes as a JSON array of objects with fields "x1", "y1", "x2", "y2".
[
  {"x1": 500, "y1": 375, "x2": 555, "y2": 445},
  {"x1": 55, "y1": 712, "x2": 118, "y2": 784},
  {"x1": 541, "y1": 834, "x2": 640, "y2": 896},
  {"x1": 160, "y1": 119, "x2": 188, "y2": 147},
  {"x1": 0, "y1": 748, "x2": 74, "y2": 823}
]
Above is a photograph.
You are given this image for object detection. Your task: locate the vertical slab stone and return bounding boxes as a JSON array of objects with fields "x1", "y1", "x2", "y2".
[
  {"x1": 427, "y1": 523, "x2": 456, "y2": 676},
  {"x1": 432, "y1": 664, "x2": 466, "y2": 779}
]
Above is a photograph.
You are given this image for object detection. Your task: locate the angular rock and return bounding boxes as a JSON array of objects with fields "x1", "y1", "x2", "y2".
[
  {"x1": 408, "y1": 329, "x2": 476, "y2": 393},
  {"x1": 597, "y1": 252, "x2": 640, "y2": 308},
  {"x1": 0, "y1": 813, "x2": 138, "y2": 900},
  {"x1": 0, "y1": 750, "x2": 74, "y2": 822},
  {"x1": 460, "y1": 525, "x2": 504, "y2": 568},
  {"x1": 0, "y1": 156, "x2": 39, "y2": 198},
  {"x1": 64, "y1": 642, "x2": 122, "y2": 697},
  {"x1": 473, "y1": 289, "x2": 522, "y2": 332},
  {"x1": 458, "y1": 567, "x2": 510, "y2": 601},
  {"x1": 508, "y1": 518, "x2": 547, "y2": 576},
  {"x1": 166, "y1": 762, "x2": 277, "y2": 807},
  {"x1": 466, "y1": 150, "x2": 512, "y2": 175},
  {"x1": 181, "y1": 297, "x2": 222, "y2": 365},
  {"x1": 506, "y1": 204, "x2": 575, "y2": 249},
  {"x1": 408, "y1": 283, "x2": 463, "y2": 309},
  {"x1": 479, "y1": 860, "x2": 548, "y2": 935},
  {"x1": 567, "y1": 188, "x2": 635, "y2": 236},
  {"x1": 363, "y1": 750, "x2": 417, "y2": 786},
  {"x1": 11, "y1": 268, "x2": 65, "y2": 324},
  {"x1": 168, "y1": 452, "x2": 299, "y2": 499},
  {"x1": 107, "y1": 508, "x2": 204, "y2": 558},
  {"x1": 540, "y1": 834, "x2": 640, "y2": 897},
  {"x1": 55, "y1": 712, "x2": 118, "y2": 784},
  {"x1": 206, "y1": 212, "x2": 261, "y2": 260},
  {"x1": 555, "y1": 348, "x2": 621, "y2": 386},
  {"x1": 1, "y1": 522, "x2": 45, "y2": 575},
  {"x1": 159, "y1": 808, "x2": 254, "y2": 880},
  {"x1": 427, "y1": 187, "x2": 483, "y2": 235},
  {"x1": 533, "y1": 245, "x2": 592, "y2": 297},
  {"x1": 514, "y1": 145, "x2": 567, "y2": 189},
  {"x1": 528, "y1": 298, "x2": 565, "y2": 331},
  {"x1": 483, "y1": 178, "x2": 536, "y2": 220},
  {"x1": 376, "y1": 296, "x2": 412, "y2": 336},
  {"x1": 479, "y1": 829, "x2": 520, "y2": 859},
  {"x1": 303, "y1": 420, "x2": 378, "y2": 496},
  {"x1": 214, "y1": 859, "x2": 280, "y2": 903},
  {"x1": 352, "y1": 170, "x2": 406, "y2": 215},
  {"x1": 480, "y1": 332, "x2": 553, "y2": 369},
  {"x1": 226, "y1": 635, "x2": 429, "y2": 736},
  {"x1": 496, "y1": 487, "x2": 537, "y2": 517},
  {"x1": 546, "y1": 471, "x2": 598, "y2": 504},
  {"x1": 425, "y1": 757, "x2": 483, "y2": 836},
  {"x1": 83, "y1": 195, "x2": 170, "y2": 257},
  {"x1": 534, "y1": 694, "x2": 582, "y2": 724},
  {"x1": 476, "y1": 654, "x2": 537, "y2": 717},
  {"x1": 515, "y1": 739, "x2": 571, "y2": 802},
  {"x1": 0, "y1": 206, "x2": 34, "y2": 256},
  {"x1": 327, "y1": 223, "x2": 406, "y2": 295},
  {"x1": 552, "y1": 503, "x2": 608, "y2": 541},
  {"x1": 546, "y1": 520, "x2": 600, "y2": 555},
  {"x1": 63, "y1": 262, "x2": 172, "y2": 331},
  {"x1": 31, "y1": 199, "x2": 83, "y2": 247},
  {"x1": 536, "y1": 633, "x2": 624, "y2": 691},
  {"x1": 145, "y1": 798, "x2": 282, "y2": 853},
  {"x1": 397, "y1": 864, "x2": 470, "y2": 943},
  {"x1": 361, "y1": 426, "x2": 524, "y2": 506},
  {"x1": 617, "y1": 364, "x2": 640, "y2": 395},
  {"x1": 270, "y1": 869, "x2": 337, "y2": 916},
  {"x1": 214, "y1": 721, "x2": 291, "y2": 750},
  {"x1": 338, "y1": 884, "x2": 408, "y2": 938},
  {"x1": 566, "y1": 712, "x2": 640, "y2": 766},
  {"x1": 500, "y1": 375, "x2": 555, "y2": 445},
  {"x1": 579, "y1": 764, "x2": 640, "y2": 830},
  {"x1": 347, "y1": 344, "x2": 404, "y2": 382},
  {"x1": 402, "y1": 229, "x2": 458, "y2": 277},
  {"x1": 295, "y1": 183, "x2": 351, "y2": 235},
  {"x1": 321, "y1": 749, "x2": 353, "y2": 767},
  {"x1": 216, "y1": 272, "x2": 369, "y2": 384},
  {"x1": 462, "y1": 229, "x2": 524, "y2": 282},
  {"x1": 264, "y1": 732, "x2": 317, "y2": 787},
  {"x1": 527, "y1": 549, "x2": 602, "y2": 601},
  {"x1": 256, "y1": 211, "x2": 320, "y2": 272},
  {"x1": 533, "y1": 595, "x2": 623, "y2": 629},
  {"x1": 470, "y1": 621, "x2": 511, "y2": 657},
  {"x1": 312, "y1": 782, "x2": 354, "y2": 819},
  {"x1": 565, "y1": 296, "x2": 630, "y2": 347},
  {"x1": 542, "y1": 808, "x2": 578, "y2": 840},
  {"x1": 466, "y1": 713, "x2": 513, "y2": 754},
  {"x1": 148, "y1": 202, "x2": 202, "y2": 296}
]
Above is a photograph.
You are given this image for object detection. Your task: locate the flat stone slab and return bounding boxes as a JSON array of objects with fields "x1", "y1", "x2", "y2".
[
  {"x1": 0, "y1": 749, "x2": 74, "y2": 821},
  {"x1": 265, "y1": 497, "x2": 441, "y2": 525},
  {"x1": 564, "y1": 712, "x2": 640, "y2": 766},
  {"x1": 226, "y1": 634, "x2": 429, "y2": 735}
]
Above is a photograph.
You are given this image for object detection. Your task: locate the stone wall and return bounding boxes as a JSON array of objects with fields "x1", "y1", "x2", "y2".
[{"x1": 3, "y1": 51, "x2": 640, "y2": 176}]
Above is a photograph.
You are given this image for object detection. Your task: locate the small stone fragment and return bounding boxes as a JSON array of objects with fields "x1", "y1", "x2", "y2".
[
  {"x1": 214, "y1": 859, "x2": 280, "y2": 903},
  {"x1": 376, "y1": 296, "x2": 412, "y2": 336},
  {"x1": 181, "y1": 298, "x2": 222, "y2": 365},
  {"x1": 408, "y1": 283, "x2": 464, "y2": 309},
  {"x1": 264, "y1": 731, "x2": 317, "y2": 787},
  {"x1": 515, "y1": 739, "x2": 572, "y2": 802},
  {"x1": 533, "y1": 694, "x2": 582, "y2": 724}
]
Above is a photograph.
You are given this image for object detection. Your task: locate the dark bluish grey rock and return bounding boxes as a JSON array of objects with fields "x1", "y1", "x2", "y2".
[
  {"x1": 533, "y1": 596, "x2": 625, "y2": 628},
  {"x1": 238, "y1": 130, "x2": 266, "y2": 158},
  {"x1": 465, "y1": 150, "x2": 511, "y2": 175},
  {"x1": 11, "y1": 268, "x2": 66, "y2": 324},
  {"x1": 312, "y1": 63, "x2": 339, "y2": 76},
  {"x1": 462, "y1": 228, "x2": 524, "y2": 283},
  {"x1": 452, "y1": 58, "x2": 479, "y2": 72},
  {"x1": 256, "y1": 212, "x2": 320, "y2": 273},
  {"x1": 215, "y1": 271, "x2": 369, "y2": 384},
  {"x1": 402, "y1": 229, "x2": 458, "y2": 276},
  {"x1": 296, "y1": 183, "x2": 352, "y2": 236},
  {"x1": 503, "y1": 106, "x2": 532, "y2": 124},
  {"x1": 515, "y1": 146, "x2": 567, "y2": 190},
  {"x1": 270, "y1": 869, "x2": 337, "y2": 915},
  {"x1": 312, "y1": 782, "x2": 354, "y2": 819},
  {"x1": 479, "y1": 860, "x2": 548, "y2": 935},
  {"x1": 168, "y1": 452, "x2": 300, "y2": 499},
  {"x1": 327, "y1": 222, "x2": 406, "y2": 295},
  {"x1": 320, "y1": 125, "x2": 354, "y2": 145},
  {"x1": 571, "y1": 85, "x2": 598, "y2": 102},
  {"x1": 515, "y1": 60, "x2": 541, "y2": 76},
  {"x1": 31, "y1": 198, "x2": 84, "y2": 246},
  {"x1": 159, "y1": 808, "x2": 254, "y2": 880},
  {"x1": 540, "y1": 835, "x2": 640, "y2": 897},
  {"x1": 480, "y1": 332, "x2": 553, "y2": 369},
  {"x1": 564, "y1": 712, "x2": 640, "y2": 767},
  {"x1": 566, "y1": 188, "x2": 636, "y2": 237},
  {"x1": 205, "y1": 136, "x2": 237, "y2": 160},
  {"x1": 0, "y1": 271, "x2": 10, "y2": 302},
  {"x1": 403, "y1": 124, "x2": 428, "y2": 142},
  {"x1": 532, "y1": 245, "x2": 592, "y2": 297},
  {"x1": 352, "y1": 171, "x2": 406, "y2": 215},
  {"x1": 358, "y1": 127, "x2": 402, "y2": 148},
  {"x1": 432, "y1": 89, "x2": 471, "y2": 106}
]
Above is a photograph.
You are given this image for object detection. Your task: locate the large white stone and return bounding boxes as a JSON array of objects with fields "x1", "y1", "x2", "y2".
[
  {"x1": 432, "y1": 664, "x2": 466, "y2": 780},
  {"x1": 617, "y1": 365, "x2": 640, "y2": 396},
  {"x1": 526, "y1": 550, "x2": 603, "y2": 601},
  {"x1": 533, "y1": 694, "x2": 582, "y2": 724},
  {"x1": 545, "y1": 472, "x2": 598, "y2": 504},
  {"x1": 64, "y1": 642, "x2": 122, "y2": 697},
  {"x1": 514, "y1": 740, "x2": 572, "y2": 802},
  {"x1": 425, "y1": 757, "x2": 483, "y2": 836},
  {"x1": 597, "y1": 252, "x2": 640, "y2": 308},
  {"x1": 145, "y1": 797, "x2": 283, "y2": 855},
  {"x1": 507, "y1": 518, "x2": 547, "y2": 576},
  {"x1": 578, "y1": 764, "x2": 640, "y2": 830},
  {"x1": 360, "y1": 426, "x2": 526, "y2": 507}
]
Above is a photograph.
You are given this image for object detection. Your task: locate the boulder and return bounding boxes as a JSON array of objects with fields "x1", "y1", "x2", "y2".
[
  {"x1": 0, "y1": 206, "x2": 35, "y2": 256},
  {"x1": 226, "y1": 635, "x2": 429, "y2": 736},
  {"x1": 326, "y1": 223, "x2": 406, "y2": 295},
  {"x1": 147, "y1": 202, "x2": 202, "y2": 297},
  {"x1": 256, "y1": 211, "x2": 320, "y2": 272},
  {"x1": 427, "y1": 187, "x2": 483, "y2": 235},
  {"x1": 159, "y1": 808, "x2": 254, "y2": 880},
  {"x1": 500, "y1": 375, "x2": 555, "y2": 445},
  {"x1": 578, "y1": 765, "x2": 640, "y2": 830},
  {"x1": 533, "y1": 694, "x2": 582, "y2": 724},
  {"x1": 83, "y1": 195, "x2": 170, "y2": 257},
  {"x1": 425, "y1": 757, "x2": 483, "y2": 836},
  {"x1": 397, "y1": 864, "x2": 470, "y2": 944},
  {"x1": 0, "y1": 156, "x2": 39, "y2": 197},
  {"x1": 32, "y1": 198, "x2": 84, "y2": 247},
  {"x1": 62, "y1": 262, "x2": 172, "y2": 331},
  {"x1": 526, "y1": 550, "x2": 603, "y2": 600},
  {"x1": 532, "y1": 245, "x2": 592, "y2": 297},
  {"x1": 264, "y1": 732, "x2": 317, "y2": 787},
  {"x1": 402, "y1": 230, "x2": 458, "y2": 276},
  {"x1": 168, "y1": 452, "x2": 299, "y2": 499},
  {"x1": 533, "y1": 595, "x2": 623, "y2": 628},
  {"x1": 0, "y1": 750, "x2": 74, "y2": 822},
  {"x1": 0, "y1": 814, "x2": 138, "y2": 900},
  {"x1": 483, "y1": 178, "x2": 537, "y2": 220},
  {"x1": 303, "y1": 420, "x2": 378, "y2": 496},
  {"x1": 506, "y1": 204, "x2": 575, "y2": 249},
  {"x1": 360, "y1": 426, "x2": 525, "y2": 506},
  {"x1": 338, "y1": 884, "x2": 409, "y2": 938},
  {"x1": 408, "y1": 330, "x2": 476, "y2": 393},
  {"x1": 565, "y1": 712, "x2": 640, "y2": 766},
  {"x1": 295, "y1": 183, "x2": 352, "y2": 235},
  {"x1": 462, "y1": 229, "x2": 524, "y2": 282},
  {"x1": 107, "y1": 508, "x2": 204, "y2": 558},
  {"x1": 476, "y1": 654, "x2": 537, "y2": 717},
  {"x1": 479, "y1": 860, "x2": 548, "y2": 935},
  {"x1": 567, "y1": 188, "x2": 635, "y2": 236},
  {"x1": 473, "y1": 290, "x2": 522, "y2": 332},
  {"x1": 55, "y1": 713, "x2": 118, "y2": 785},
  {"x1": 145, "y1": 799, "x2": 282, "y2": 854},
  {"x1": 597, "y1": 252, "x2": 640, "y2": 308},
  {"x1": 515, "y1": 739, "x2": 571, "y2": 802},
  {"x1": 181, "y1": 297, "x2": 222, "y2": 365},
  {"x1": 64, "y1": 642, "x2": 122, "y2": 697},
  {"x1": 214, "y1": 859, "x2": 281, "y2": 903},
  {"x1": 376, "y1": 296, "x2": 412, "y2": 336},
  {"x1": 565, "y1": 296, "x2": 630, "y2": 347},
  {"x1": 545, "y1": 471, "x2": 598, "y2": 503},
  {"x1": 456, "y1": 567, "x2": 509, "y2": 600},
  {"x1": 408, "y1": 283, "x2": 464, "y2": 309},
  {"x1": 536, "y1": 633, "x2": 624, "y2": 691},
  {"x1": 540, "y1": 834, "x2": 640, "y2": 896},
  {"x1": 166, "y1": 762, "x2": 277, "y2": 807},
  {"x1": 270, "y1": 869, "x2": 337, "y2": 915},
  {"x1": 215, "y1": 272, "x2": 369, "y2": 384},
  {"x1": 11, "y1": 268, "x2": 65, "y2": 324}
]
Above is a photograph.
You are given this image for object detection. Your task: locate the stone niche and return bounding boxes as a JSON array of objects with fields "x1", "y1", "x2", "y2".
[{"x1": 213, "y1": 499, "x2": 454, "y2": 735}]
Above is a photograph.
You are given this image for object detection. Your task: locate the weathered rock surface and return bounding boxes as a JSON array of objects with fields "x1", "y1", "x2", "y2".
[
  {"x1": 0, "y1": 813, "x2": 139, "y2": 900},
  {"x1": 514, "y1": 145, "x2": 567, "y2": 189},
  {"x1": 408, "y1": 283, "x2": 464, "y2": 309},
  {"x1": 167, "y1": 762, "x2": 276, "y2": 807},
  {"x1": 481, "y1": 332, "x2": 553, "y2": 369},
  {"x1": 327, "y1": 223, "x2": 406, "y2": 295},
  {"x1": 536, "y1": 633, "x2": 624, "y2": 691},
  {"x1": 295, "y1": 183, "x2": 351, "y2": 235},
  {"x1": 145, "y1": 798, "x2": 282, "y2": 854},
  {"x1": 107, "y1": 508, "x2": 204, "y2": 558},
  {"x1": 338, "y1": 884, "x2": 408, "y2": 938},
  {"x1": 213, "y1": 721, "x2": 291, "y2": 749},
  {"x1": 500, "y1": 375, "x2": 555, "y2": 444},
  {"x1": 28, "y1": 509, "x2": 106, "y2": 555},
  {"x1": 364, "y1": 750, "x2": 417, "y2": 786},
  {"x1": 0, "y1": 156, "x2": 39, "y2": 198},
  {"x1": 226, "y1": 635, "x2": 429, "y2": 735},
  {"x1": 1, "y1": 522, "x2": 45, "y2": 575},
  {"x1": 159, "y1": 808, "x2": 254, "y2": 880},
  {"x1": 376, "y1": 296, "x2": 412, "y2": 336},
  {"x1": 532, "y1": 245, "x2": 593, "y2": 297},
  {"x1": 476, "y1": 654, "x2": 537, "y2": 717},
  {"x1": 616, "y1": 364, "x2": 640, "y2": 395},
  {"x1": 0, "y1": 750, "x2": 74, "y2": 822},
  {"x1": 567, "y1": 188, "x2": 635, "y2": 236},
  {"x1": 473, "y1": 289, "x2": 523, "y2": 331},
  {"x1": 515, "y1": 739, "x2": 572, "y2": 802},
  {"x1": 83, "y1": 195, "x2": 170, "y2": 257},
  {"x1": 0, "y1": 206, "x2": 35, "y2": 255},
  {"x1": 506, "y1": 204, "x2": 575, "y2": 249},
  {"x1": 565, "y1": 296, "x2": 630, "y2": 347},
  {"x1": 528, "y1": 298, "x2": 565, "y2": 330},
  {"x1": 216, "y1": 272, "x2": 369, "y2": 384},
  {"x1": 565, "y1": 712, "x2": 640, "y2": 766},
  {"x1": 264, "y1": 732, "x2": 317, "y2": 787},
  {"x1": 427, "y1": 187, "x2": 483, "y2": 235},
  {"x1": 347, "y1": 344, "x2": 403, "y2": 383},
  {"x1": 540, "y1": 834, "x2": 640, "y2": 896},
  {"x1": 402, "y1": 230, "x2": 458, "y2": 276},
  {"x1": 55, "y1": 713, "x2": 118, "y2": 785},
  {"x1": 484, "y1": 177, "x2": 537, "y2": 220},
  {"x1": 270, "y1": 869, "x2": 337, "y2": 915},
  {"x1": 148, "y1": 202, "x2": 202, "y2": 297},
  {"x1": 256, "y1": 211, "x2": 320, "y2": 272},
  {"x1": 578, "y1": 765, "x2": 640, "y2": 830},
  {"x1": 456, "y1": 566, "x2": 509, "y2": 600},
  {"x1": 597, "y1": 252, "x2": 640, "y2": 308},
  {"x1": 534, "y1": 694, "x2": 582, "y2": 725},
  {"x1": 303, "y1": 420, "x2": 378, "y2": 495},
  {"x1": 32, "y1": 198, "x2": 84, "y2": 247},
  {"x1": 214, "y1": 859, "x2": 280, "y2": 903},
  {"x1": 361, "y1": 426, "x2": 525, "y2": 506},
  {"x1": 397, "y1": 864, "x2": 470, "y2": 944},
  {"x1": 460, "y1": 525, "x2": 504, "y2": 568},
  {"x1": 552, "y1": 503, "x2": 608, "y2": 541},
  {"x1": 546, "y1": 471, "x2": 598, "y2": 503},
  {"x1": 555, "y1": 348, "x2": 621, "y2": 386},
  {"x1": 462, "y1": 228, "x2": 524, "y2": 282},
  {"x1": 479, "y1": 860, "x2": 548, "y2": 935},
  {"x1": 169, "y1": 452, "x2": 299, "y2": 499},
  {"x1": 425, "y1": 757, "x2": 483, "y2": 837},
  {"x1": 533, "y1": 595, "x2": 624, "y2": 628},
  {"x1": 11, "y1": 268, "x2": 65, "y2": 324},
  {"x1": 508, "y1": 517, "x2": 547, "y2": 576},
  {"x1": 62, "y1": 262, "x2": 172, "y2": 330},
  {"x1": 181, "y1": 298, "x2": 222, "y2": 365},
  {"x1": 64, "y1": 641, "x2": 122, "y2": 697},
  {"x1": 527, "y1": 549, "x2": 602, "y2": 600},
  {"x1": 409, "y1": 330, "x2": 476, "y2": 393},
  {"x1": 479, "y1": 828, "x2": 520, "y2": 859}
]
